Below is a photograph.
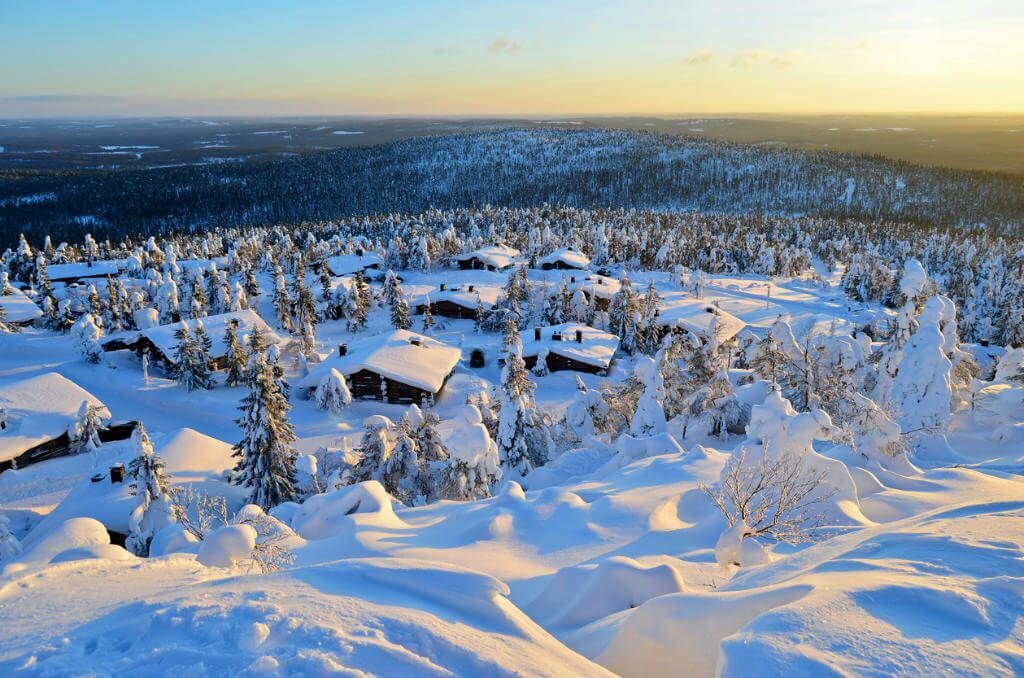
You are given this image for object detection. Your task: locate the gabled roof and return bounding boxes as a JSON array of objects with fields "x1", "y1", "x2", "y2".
[
  {"x1": 656, "y1": 297, "x2": 746, "y2": 342},
  {"x1": 0, "y1": 373, "x2": 111, "y2": 463},
  {"x1": 454, "y1": 245, "x2": 520, "y2": 270},
  {"x1": 0, "y1": 288, "x2": 43, "y2": 324},
  {"x1": 574, "y1": 274, "x2": 621, "y2": 300},
  {"x1": 539, "y1": 247, "x2": 591, "y2": 270},
  {"x1": 411, "y1": 284, "x2": 502, "y2": 310},
  {"x1": 46, "y1": 259, "x2": 128, "y2": 282},
  {"x1": 299, "y1": 329, "x2": 461, "y2": 393},
  {"x1": 111, "y1": 309, "x2": 283, "y2": 363},
  {"x1": 520, "y1": 323, "x2": 619, "y2": 369},
  {"x1": 326, "y1": 252, "x2": 384, "y2": 276}
]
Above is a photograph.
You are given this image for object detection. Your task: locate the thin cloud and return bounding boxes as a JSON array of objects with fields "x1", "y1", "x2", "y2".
[
  {"x1": 731, "y1": 49, "x2": 798, "y2": 69},
  {"x1": 681, "y1": 49, "x2": 714, "y2": 66},
  {"x1": 488, "y1": 36, "x2": 521, "y2": 53},
  {"x1": 432, "y1": 44, "x2": 461, "y2": 55}
]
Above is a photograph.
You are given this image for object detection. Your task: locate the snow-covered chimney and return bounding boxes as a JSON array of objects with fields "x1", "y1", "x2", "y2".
[
  {"x1": 109, "y1": 464, "x2": 125, "y2": 484},
  {"x1": 410, "y1": 337, "x2": 422, "y2": 347},
  {"x1": 440, "y1": 283, "x2": 446, "y2": 291},
  {"x1": 575, "y1": 329, "x2": 583, "y2": 343},
  {"x1": 338, "y1": 344, "x2": 347, "y2": 357},
  {"x1": 467, "y1": 285, "x2": 475, "y2": 292},
  {"x1": 534, "y1": 327, "x2": 542, "y2": 340}
]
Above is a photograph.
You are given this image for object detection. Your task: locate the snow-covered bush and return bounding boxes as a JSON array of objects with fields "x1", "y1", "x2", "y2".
[{"x1": 314, "y1": 368, "x2": 352, "y2": 415}]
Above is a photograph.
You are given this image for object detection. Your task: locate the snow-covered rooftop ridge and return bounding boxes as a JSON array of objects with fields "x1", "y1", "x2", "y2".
[
  {"x1": 656, "y1": 296, "x2": 746, "y2": 341},
  {"x1": 411, "y1": 283, "x2": 502, "y2": 308},
  {"x1": 520, "y1": 323, "x2": 619, "y2": 368},
  {"x1": 46, "y1": 259, "x2": 129, "y2": 281},
  {"x1": 0, "y1": 373, "x2": 110, "y2": 463},
  {"x1": 299, "y1": 329, "x2": 461, "y2": 393},
  {"x1": 326, "y1": 251, "x2": 383, "y2": 276},
  {"x1": 0, "y1": 287, "x2": 43, "y2": 324},
  {"x1": 539, "y1": 247, "x2": 591, "y2": 269},
  {"x1": 138, "y1": 309, "x2": 283, "y2": 361},
  {"x1": 575, "y1": 274, "x2": 621, "y2": 299},
  {"x1": 454, "y1": 244, "x2": 520, "y2": 269}
]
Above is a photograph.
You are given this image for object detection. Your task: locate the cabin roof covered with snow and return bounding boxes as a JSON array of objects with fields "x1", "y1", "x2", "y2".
[
  {"x1": 326, "y1": 252, "x2": 383, "y2": 276},
  {"x1": 411, "y1": 284, "x2": 502, "y2": 309},
  {"x1": 113, "y1": 309, "x2": 283, "y2": 362},
  {"x1": 575, "y1": 274, "x2": 621, "y2": 299},
  {"x1": 521, "y1": 323, "x2": 619, "y2": 369},
  {"x1": 0, "y1": 288, "x2": 43, "y2": 324},
  {"x1": 539, "y1": 247, "x2": 591, "y2": 270},
  {"x1": 45, "y1": 259, "x2": 128, "y2": 282},
  {"x1": 454, "y1": 245, "x2": 520, "y2": 270},
  {"x1": 0, "y1": 373, "x2": 110, "y2": 462},
  {"x1": 300, "y1": 329, "x2": 461, "y2": 393},
  {"x1": 656, "y1": 298, "x2": 746, "y2": 342}
]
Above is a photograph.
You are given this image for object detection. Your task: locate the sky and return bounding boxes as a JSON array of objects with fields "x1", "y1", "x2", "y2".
[{"x1": 1, "y1": 0, "x2": 1023, "y2": 117}]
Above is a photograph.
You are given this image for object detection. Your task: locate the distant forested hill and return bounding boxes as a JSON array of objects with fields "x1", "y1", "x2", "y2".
[{"x1": 1, "y1": 128, "x2": 1022, "y2": 246}]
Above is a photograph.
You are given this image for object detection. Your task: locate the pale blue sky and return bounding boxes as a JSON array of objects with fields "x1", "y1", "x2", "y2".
[{"x1": 2, "y1": 0, "x2": 1022, "y2": 116}]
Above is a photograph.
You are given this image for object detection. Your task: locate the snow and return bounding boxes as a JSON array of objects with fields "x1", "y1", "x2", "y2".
[
  {"x1": 196, "y1": 523, "x2": 257, "y2": 567},
  {"x1": 656, "y1": 294, "x2": 747, "y2": 342},
  {"x1": 0, "y1": 287, "x2": 43, "y2": 324},
  {"x1": 410, "y1": 282, "x2": 503, "y2": 310},
  {"x1": 325, "y1": 251, "x2": 383, "y2": 276},
  {"x1": 46, "y1": 259, "x2": 128, "y2": 282},
  {"x1": 454, "y1": 244, "x2": 521, "y2": 270},
  {"x1": 0, "y1": 372, "x2": 110, "y2": 463},
  {"x1": 126, "y1": 309, "x2": 283, "y2": 363},
  {"x1": 521, "y1": 323, "x2": 619, "y2": 370},
  {"x1": 539, "y1": 247, "x2": 591, "y2": 270},
  {"x1": 299, "y1": 329, "x2": 461, "y2": 394}
]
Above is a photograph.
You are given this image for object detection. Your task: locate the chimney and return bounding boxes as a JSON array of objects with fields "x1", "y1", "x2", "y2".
[
  {"x1": 338, "y1": 344, "x2": 347, "y2": 357},
  {"x1": 109, "y1": 464, "x2": 125, "y2": 484},
  {"x1": 575, "y1": 329, "x2": 583, "y2": 343},
  {"x1": 410, "y1": 337, "x2": 422, "y2": 347},
  {"x1": 534, "y1": 327, "x2": 542, "y2": 341},
  {"x1": 467, "y1": 285, "x2": 474, "y2": 292},
  {"x1": 570, "y1": 276, "x2": 576, "y2": 283},
  {"x1": 440, "y1": 283, "x2": 446, "y2": 291},
  {"x1": 552, "y1": 333, "x2": 563, "y2": 342}
]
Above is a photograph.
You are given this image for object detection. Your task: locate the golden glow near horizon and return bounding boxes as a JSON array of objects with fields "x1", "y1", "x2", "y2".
[{"x1": 1, "y1": 1, "x2": 1022, "y2": 116}]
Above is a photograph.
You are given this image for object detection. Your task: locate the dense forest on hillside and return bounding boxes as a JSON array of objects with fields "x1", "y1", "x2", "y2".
[{"x1": 2, "y1": 129, "x2": 1023, "y2": 244}]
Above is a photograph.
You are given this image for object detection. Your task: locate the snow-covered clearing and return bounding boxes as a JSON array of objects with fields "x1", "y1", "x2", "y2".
[{"x1": 1, "y1": 249, "x2": 1022, "y2": 676}]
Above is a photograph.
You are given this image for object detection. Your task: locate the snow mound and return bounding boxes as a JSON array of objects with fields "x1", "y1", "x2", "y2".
[
  {"x1": 9, "y1": 517, "x2": 111, "y2": 572},
  {"x1": 197, "y1": 523, "x2": 257, "y2": 568},
  {"x1": 528, "y1": 556, "x2": 687, "y2": 629},
  {"x1": 289, "y1": 481, "x2": 404, "y2": 539}
]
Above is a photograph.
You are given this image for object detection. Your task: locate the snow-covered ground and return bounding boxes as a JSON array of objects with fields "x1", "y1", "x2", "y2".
[{"x1": 1, "y1": 261, "x2": 1022, "y2": 676}]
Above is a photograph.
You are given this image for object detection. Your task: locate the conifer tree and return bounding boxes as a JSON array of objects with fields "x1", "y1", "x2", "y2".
[
  {"x1": 421, "y1": 294, "x2": 436, "y2": 333},
  {"x1": 315, "y1": 368, "x2": 352, "y2": 415},
  {"x1": 496, "y1": 314, "x2": 535, "y2": 479},
  {"x1": 69, "y1": 400, "x2": 105, "y2": 454},
  {"x1": 223, "y1": 321, "x2": 248, "y2": 387},
  {"x1": 232, "y1": 334, "x2": 298, "y2": 510},
  {"x1": 126, "y1": 422, "x2": 174, "y2": 556},
  {"x1": 71, "y1": 313, "x2": 104, "y2": 363}
]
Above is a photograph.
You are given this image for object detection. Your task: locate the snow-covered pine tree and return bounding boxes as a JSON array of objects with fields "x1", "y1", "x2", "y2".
[
  {"x1": 382, "y1": 415, "x2": 420, "y2": 504},
  {"x1": 421, "y1": 294, "x2": 436, "y2": 333},
  {"x1": 126, "y1": 422, "x2": 174, "y2": 556},
  {"x1": 232, "y1": 337, "x2": 299, "y2": 511},
  {"x1": 223, "y1": 321, "x2": 248, "y2": 388},
  {"x1": 315, "y1": 368, "x2": 353, "y2": 415},
  {"x1": 496, "y1": 314, "x2": 535, "y2": 480},
  {"x1": 0, "y1": 515, "x2": 23, "y2": 563},
  {"x1": 390, "y1": 290, "x2": 411, "y2": 331},
  {"x1": 350, "y1": 415, "x2": 394, "y2": 484},
  {"x1": 273, "y1": 266, "x2": 291, "y2": 332},
  {"x1": 69, "y1": 400, "x2": 105, "y2": 454},
  {"x1": 71, "y1": 313, "x2": 104, "y2": 363}
]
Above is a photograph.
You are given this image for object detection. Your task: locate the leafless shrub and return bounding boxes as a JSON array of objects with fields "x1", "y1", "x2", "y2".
[
  {"x1": 233, "y1": 509, "x2": 297, "y2": 574},
  {"x1": 170, "y1": 485, "x2": 228, "y2": 540},
  {"x1": 701, "y1": 447, "x2": 837, "y2": 544}
]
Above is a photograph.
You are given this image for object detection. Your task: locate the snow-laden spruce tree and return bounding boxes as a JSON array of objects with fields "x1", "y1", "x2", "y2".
[
  {"x1": 382, "y1": 414, "x2": 420, "y2": 504},
  {"x1": 411, "y1": 405, "x2": 450, "y2": 503},
  {"x1": 71, "y1": 313, "x2": 104, "y2": 364},
  {"x1": 421, "y1": 295, "x2": 436, "y2": 333},
  {"x1": 290, "y1": 257, "x2": 319, "y2": 356},
  {"x1": 891, "y1": 314, "x2": 953, "y2": 435},
  {"x1": 232, "y1": 331, "x2": 298, "y2": 511},
  {"x1": 273, "y1": 265, "x2": 291, "y2": 332},
  {"x1": 173, "y1": 324, "x2": 212, "y2": 392},
  {"x1": 126, "y1": 422, "x2": 175, "y2": 556},
  {"x1": 69, "y1": 400, "x2": 106, "y2": 454},
  {"x1": 496, "y1": 314, "x2": 536, "y2": 480},
  {"x1": 0, "y1": 515, "x2": 22, "y2": 563},
  {"x1": 315, "y1": 368, "x2": 352, "y2": 416},
  {"x1": 350, "y1": 415, "x2": 395, "y2": 484},
  {"x1": 223, "y1": 322, "x2": 248, "y2": 388},
  {"x1": 563, "y1": 375, "x2": 612, "y2": 443},
  {"x1": 390, "y1": 289, "x2": 411, "y2": 331},
  {"x1": 630, "y1": 355, "x2": 667, "y2": 437},
  {"x1": 382, "y1": 269, "x2": 402, "y2": 307}
]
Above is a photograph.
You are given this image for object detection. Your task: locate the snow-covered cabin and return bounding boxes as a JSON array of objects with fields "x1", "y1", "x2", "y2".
[
  {"x1": 655, "y1": 299, "x2": 746, "y2": 344},
  {"x1": 413, "y1": 284, "x2": 502, "y2": 319},
  {"x1": 45, "y1": 259, "x2": 129, "y2": 285},
  {"x1": 24, "y1": 427, "x2": 245, "y2": 546},
  {"x1": 573, "y1": 274, "x2": 621, "y2": 310},
  {"x1": 0, "y1": 373, "x2": 133, "y2": 472},
  {"x1": 299, "y1": 330, "x2": 461, "y2": 404},
  {"x1": 521, "y1": 323, "x2": 619, "y2": 374},
  {"x1": 0, "y1": 287, "x2": 43, "y2": 326},
  {"x1": 326, "y1": 251, "x2": 383, "y2": 277},
  {"x1": 101, "y1": 309, "x2": 283, "y2": 372},
  {"x1": 453, "y1": 245, "x2": 520, "y2": 271},
  {"x1": 539, "y1": 247, "x2": 591, "y2": 271}
]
